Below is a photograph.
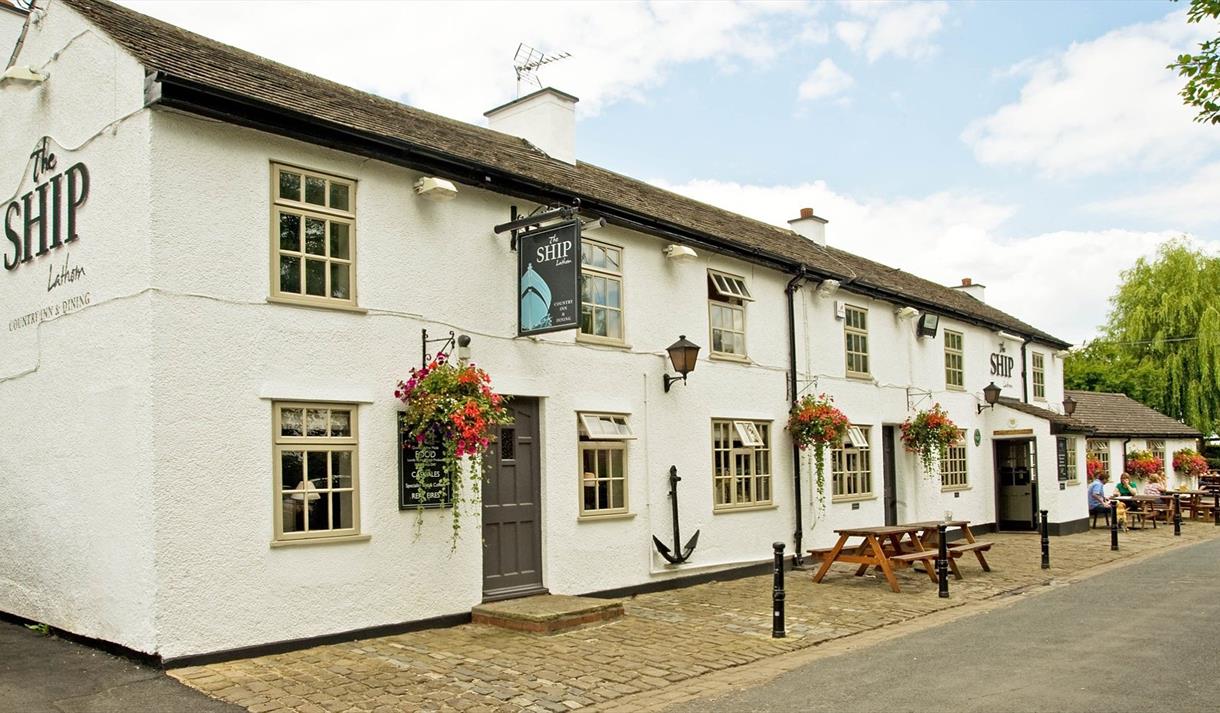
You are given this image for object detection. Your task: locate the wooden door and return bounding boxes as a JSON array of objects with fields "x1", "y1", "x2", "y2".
[
  {"x1": 883, "y1": 426, "x2": 898, "y2": 526},
  {"x1": 482, "y1": 397, "x2": 545, "y2": 601}
]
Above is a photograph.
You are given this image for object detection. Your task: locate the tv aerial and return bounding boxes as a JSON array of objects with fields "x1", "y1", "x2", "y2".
[{"x1": 513, "y1": 43, "x2": 571, "y2": 96}]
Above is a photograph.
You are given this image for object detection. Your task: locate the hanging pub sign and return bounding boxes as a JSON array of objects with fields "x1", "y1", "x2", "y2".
[
  {"x1": 1056, "y1": 437, "x2": 1069, "y2": 481},
  {"x1": 398, "y1": 417, "x2": 453, "y2": 509},
  {"x1": 5, "y1": 138, "x2": 90, "y2": 272},
  {"x1": 517, "y1": 219, "x2": 581, "y2": 336}
]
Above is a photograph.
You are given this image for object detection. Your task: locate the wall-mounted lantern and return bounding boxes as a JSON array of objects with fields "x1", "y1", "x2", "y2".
[
  {"x1": 977, "y1": 382, "x2": 1001, "y2": 414},
  {"x1": 663, "y1": 335, "x2": 700, "y2": 393},
  {"x1": 1062, "y1": 394, "x2": 1077, "y2": 417},
  {"x1": 916, "y1": 312, "x2": 940, "y2": 338}
]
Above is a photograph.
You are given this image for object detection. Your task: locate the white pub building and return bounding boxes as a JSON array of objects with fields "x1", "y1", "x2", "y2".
[{"x1": 0, "y1": 0, "x2": 1144, "y2": 664}]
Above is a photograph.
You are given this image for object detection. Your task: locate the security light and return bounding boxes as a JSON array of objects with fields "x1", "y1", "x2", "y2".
[
  {"x1": 815, "y1": 279, "x2": 840, "y2": 298},
  {"x1": 895, "y1": 306, "x2": 919, "y2": 320},
  {"x1": 916, "y1": 312, "x2": 939, "y2": 338},
  {"x1": 663, "y1": 244, "x2": 698, "y2": 262},
  {"x1": 1, "y1": 66, "x2": 48, "y2": 86},
  {"x1": 413, "y1": 176, "x2": 458, "y2": 201}
]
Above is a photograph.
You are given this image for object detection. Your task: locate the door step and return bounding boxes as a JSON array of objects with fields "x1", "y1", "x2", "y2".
[{"x1": 472, "y1": 594, "x2": 623, "y2": 634}]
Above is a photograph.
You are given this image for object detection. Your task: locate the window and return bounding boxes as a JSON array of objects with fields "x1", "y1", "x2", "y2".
[
  {"x1": 940, "y1": 430, "x2": 968, "y2": 490},
  {"x1": 844, "y1": 305, "x2": 869, "y2": 377},
  {"x1": 274, "y1": 402, "x2": 360, "y2": 542},
  {"x1": 1087, "y1": 439, "x2": 1109, "y2": 477},
  {"x1": 712, "y1": 420, "x2": 772, "y2": 509},
  {"x1": 578, "y1": 412, "x2": 633, "y2": 516},
  {"x1": 1032, "y1": 352, "x2": 1046, "y2": 400},
  {"x1": 1059, "y1": 437, "x2": 1078, "y2": 482},
  {"x1": 944, "y1": 330, "x2": 964, "y2": 389},
  {"x1": 832, "y1": 425, "x2": 872, "y2": 499},
  {"x1": 1148, "y1": 439, "x2": 1165, "y2": 474},
  {"x1": 708, "y1": 270, "x2": 751, "y2": 358},
  {"x1": 272, "y1": 164, "x2": 357, "y2": 308},
  {"x1": 580, "y1": 240, "x2": 624, "y2": 342}
]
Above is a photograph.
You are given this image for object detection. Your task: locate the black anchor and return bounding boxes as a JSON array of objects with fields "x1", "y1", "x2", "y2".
[{"x1": 652, "y1": 465, "x2": 699, "y2": 564}]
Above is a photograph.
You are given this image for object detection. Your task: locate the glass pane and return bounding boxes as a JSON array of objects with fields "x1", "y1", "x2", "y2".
[
  {"x1": 332, "y1": 491, "x2": 354, "y2": 530},
  {"x1": 305, "y1": 218, "x2": 326, "y2": 255},
  {"x1": 590, "y1": 276, "x2": 606, "y2": 305},
  {"x1": 610, "y1": 479, "x2": 624, "y2": 510},
  {"x1": 281, "y1": 450, "x2": 304, "y2": 490},
  {"x1": 329, "y1": 222, "x2": 350, "y2": 259},
  {"x1": 307, "y1": 450, "x2": 328, "y2": 489},
  {"x1": 281, "y1": 408, "x2": 303, "y2": 436},
  {"x1": 606, "y1": 310, "x2": 622, "y2": 339},
  {"x1": 305, "y1": 260, "x2": 326, "y2": 296},
  {"x1": 607, "y1": 278, "x2": 621, "y2": 309},
  {"x1": 330, "y1": 410, "x2": 351, "y2": 437},
  {"x1": 597, "y1": 448, "x2": 608, "y2": 477},
  {"x1": 732, "y1": 308, "x2": 744, "y2": 331},
  {"x1": 306, "y1": 409, "x2": 328, "y2": 437},
  {"x1": 581, "y1": 307, "x2": 594, "y2": 335},
  {"x1": 282, "y1": 495, "x2": 303, "y2": 532},
  {"x1": 329, "y1": 182, "x2": 350, "y2": 211},
  {"x1": 280, "y1": 255, "x2": 301, "y2": 294},
  {"x1": 580, "y1": 275, "x2": 592, "y2": 303},
  {"x1": 331, "y1": 450, "x2": 353, "y2": 489},
  {"x1": 712, "y1": 330, "x2": 723, "y2": 353},
  {"x1": 500, "y1": 428, "x2": 515, "y2": 461},
  {"x1": 593, "y1": 308, "x2": 606, "y2": 336},
  {"x1": 279, "y1": 171, "x2": 301, "y2": 201},
  {"x1": 305, "y1": 176, "x2": 326, "y2": 205},
  {"x1": 279, "y1": 212, "x2": 300, "y2": 251},
  {"x1": 605, "y1": 247, "x2": 620, "y2": 271},
  {"x1": 330, "y1": 263, "x2": 350, "y2": 300},
  {"x1": 610, "y1": 449, "x2": 623, "y2": 478}
]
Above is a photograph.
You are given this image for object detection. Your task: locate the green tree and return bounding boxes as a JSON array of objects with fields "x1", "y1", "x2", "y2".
[
  {"x1": 1067, "y1": 240, "x2": 1220, "y2": 435},
  {"x1": 1169, "y1": 0, "x2": 1220, "y2": 125}
]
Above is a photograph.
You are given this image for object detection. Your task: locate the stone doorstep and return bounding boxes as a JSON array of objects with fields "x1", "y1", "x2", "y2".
[{"x1": 471, "y1": 595, "x2": 624, "y2": 634}]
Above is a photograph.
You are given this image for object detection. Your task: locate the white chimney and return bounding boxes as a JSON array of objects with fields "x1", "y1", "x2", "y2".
[
  {"x1": 952, "y1": 277, "x2": 986, "y2": 303},
  {"x1": 788, "y1": 207, "x2": 828, "y2": 246},
  {"x1": 485, "y1": 87, "x2": 578, "y2": 165}
]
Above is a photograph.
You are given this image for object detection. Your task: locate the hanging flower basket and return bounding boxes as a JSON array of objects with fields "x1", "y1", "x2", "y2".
[
  {"x1": 1124, "y1": 450, "x2": 1163, "y2": 479},
  {"x1": 787, "y1": 393, "x2": 850, "y2": 515},
  {"x1": 395, "y1": 355, "x2": 510, "y2": 548},
  {"x1": 900, "y1": 404, "x2": 959, "y2": 478},
  {"x1": 1172, "y1": 448, "x2": 1209, "y2": 478},
  {"x1": 1086, "y1": 457, "x2": 1107, "y2": 480}
]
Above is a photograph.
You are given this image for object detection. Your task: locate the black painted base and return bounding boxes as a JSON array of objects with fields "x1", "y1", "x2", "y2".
[{"x1": 1049, "y1": 517, "x2": 1089, "y2": 536}]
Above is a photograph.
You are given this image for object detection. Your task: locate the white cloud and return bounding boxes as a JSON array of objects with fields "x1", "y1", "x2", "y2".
[
  {"x1": 1088, "y1": 161, "x2": 1220, "y2": 227},
  {"x1": 121, "y1": 1, "x2": 813, "y2": 122},
  {"x1": 836, "y1": 1, "x2": 949, "y2": 62},
  {"x1": 964, "y1": 10, "x2": 1220, "y2": 178},
  {"x1": 647, "y1": 177, "x2": 1182, "y2": 344},
  {"x1": 797, "y1": 59, "x2": 854, "y2": 101}
]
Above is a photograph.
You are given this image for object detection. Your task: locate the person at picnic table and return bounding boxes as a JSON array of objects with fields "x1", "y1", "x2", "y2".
[
  {"x1": 1088, "y1": 472, "x2": 1110, "y2": 519},
  {"x1": 1116, "y1": 472, "x2": 1140, "y2": 497},
  {"x1": 1143, "y1": 473, "x2": 1165, "y2": 496}
]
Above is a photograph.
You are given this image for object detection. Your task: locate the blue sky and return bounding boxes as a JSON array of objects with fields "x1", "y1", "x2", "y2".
[{"x1": 123, "y1": 1, "x2": 1220, "y2": 344}]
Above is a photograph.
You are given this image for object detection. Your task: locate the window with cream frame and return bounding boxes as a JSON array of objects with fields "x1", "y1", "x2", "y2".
[
  {"x1": 274, "y1": 402, "x2": 360, "y2": 542},
  {"x1": 832, "y1": 425, "x2": 873, "y2": 499},
  {"x1": 580, "y1": 240, "x2": 625, "y2": 343},
  {"x1": 708, "y1": 270, "x2": 752, "y2": 358},
  {"x1": 844, "y1": 305, "x2": 870, "y2": 377},
  {"x1": 1031, "y1": 352, "x2": 1046, "y2": 400},
  {"x1": 1147, "y1": 439, "x2": 1165, "y2": 475},
  {"x1": 944, "y1": 330, "x2": 964, "y2": 390},
  {"x1": 940, "y1": 430, "x2": 968, "y2": 490},
  {"x1": 1059, "y1": 436, "x2": 1078, "y2": 482},
  {"x1": 1087, "y1": 439, "x2": 1110, "y2": 477},
  {"x1": 712, "y1": 420, "x2": 772, "y2": 509},
  {"x1": 578, "y1": 413, "x2": 634, "y2": 516},
  {"x1": 272, "y1": 163, "x2": 357, "y2": 308}
]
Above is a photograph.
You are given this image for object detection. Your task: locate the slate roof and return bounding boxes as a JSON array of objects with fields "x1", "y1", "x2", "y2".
[
  {"x1": 60, "y1": 0, "x2": 1069, "y2": 348},
  {"x1": 1064, "y1": 391, "x2": 1201, "y2": 439},
  {"x1": 997, "y1": 397, "x2": 1093, "y2": 435}
]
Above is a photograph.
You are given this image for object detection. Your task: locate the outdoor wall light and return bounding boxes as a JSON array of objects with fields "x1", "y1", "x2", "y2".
[
  {"x1": 815, "y1": 279, "x2": 840, "y2": 298},
  {"x1": 1062, "y1": 394, "x2": 1077, "y2": 417},
  {"x1": 663, "y1": 244, "x2": 698, "y2": 262},
  {"x1": 413, "y1": 176, "x2": 458, "y2": 201},
  {"x1": 0, "y1": 66, "x2": 48, "y2": 86},
  {"x1": 977, "y1": 382, "x2": 1002, "y2": 414},
  {"x1": 895, "y1": 306, "x2": 919, "y2": 320},
  {"x1": 916, "y1": 312, "x2": 940, "y2": 338},
  {"x1": 663, "y1": 335, "x2": 701, "y2": 392}
]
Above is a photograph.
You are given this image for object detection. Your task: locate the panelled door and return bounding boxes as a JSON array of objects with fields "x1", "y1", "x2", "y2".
[
  {"x1": 482, "y1": 397, "x2": 545, "y2": 601},
  {"x1": 996, "y1": 438, "x2": 1037, "y2": 530},
  {"x1": 882, "y1": 426, "x2": 898, "y2": 526}
]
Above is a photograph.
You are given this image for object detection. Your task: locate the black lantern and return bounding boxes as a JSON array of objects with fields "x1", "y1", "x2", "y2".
[
  {"x1": 977, "y1": 382, "x2": 1002, "y2": 413},
  {"x1": 1062, "y1": 394, "x2": 1077, "y2": 417},
  {"x1": 664, "y1": 335, "x2": 701, "y2": 392}
]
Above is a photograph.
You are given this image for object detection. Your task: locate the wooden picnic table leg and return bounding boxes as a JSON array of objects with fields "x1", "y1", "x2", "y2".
[
  {"x1": 867, "y1": 535, "x2": 902, "y2": 593},
  {"x1": 961, "y1": 525, "x2": 990, "y2": 572},
  {"x1": 812, "y1": 533, "x2": 850, "y2": 583},
  {"x1": 906, "y1": 533, "x2": 940, "y2": 583}
]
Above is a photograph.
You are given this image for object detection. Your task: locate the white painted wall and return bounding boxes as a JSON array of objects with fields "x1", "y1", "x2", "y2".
[
  {"x1": 0, "y1": 2, "x2": 156, "y2": 653},
  {"x1": 1092, "y1": 437, "x2": 1201, "y2": 492},
  {"x1": 0, "y1": 6, "x2": 24, "y2": 60}
]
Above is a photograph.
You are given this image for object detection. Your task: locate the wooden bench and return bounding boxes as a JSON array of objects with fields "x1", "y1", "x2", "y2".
[
  {"x1": 948, "y1": 541, "x2": 993, "y2": 572},
  {"x1": 1124, "y1": 510, "x2": 1149, "y2": 530},
  {"x1": 806, "y1": 540, "x2": 866, "y2": 562}
]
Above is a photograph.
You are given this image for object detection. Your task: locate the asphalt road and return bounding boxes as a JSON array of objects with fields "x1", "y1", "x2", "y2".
[
  {"x1": 669, "y1": 537, "x2": 1220, "y2": 713},
  {"x1": 0, "y1": 620, "x2": 238, "y2": 713}
]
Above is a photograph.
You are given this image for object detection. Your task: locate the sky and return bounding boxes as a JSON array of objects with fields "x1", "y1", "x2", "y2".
[{"x1": 122, "y1": 0, "x2": 1220, "y2": 345}]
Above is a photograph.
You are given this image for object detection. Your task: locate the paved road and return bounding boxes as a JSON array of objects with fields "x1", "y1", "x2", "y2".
[
  {"x1": 669, "y1": 538, "x2": 1220, "y2": 713},
  {"x1": 0, "y1": 620, "x2": 239, "y2": 713}
]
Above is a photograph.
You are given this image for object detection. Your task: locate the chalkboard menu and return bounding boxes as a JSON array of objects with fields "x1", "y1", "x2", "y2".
[
  {"x1": 398, "y1": 419, "x2": 453, "y2": 509},
  {"x1": 1056, "y1": 437, "x2": 1069, "y2": 482}
]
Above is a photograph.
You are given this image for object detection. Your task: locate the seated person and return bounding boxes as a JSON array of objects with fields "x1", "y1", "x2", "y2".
[
  {"x1": 1115, "y1": 472, "x2": 1140, "y2": 497},
  {"x1": 1143, "y1": 474, "x2": 1165, "y2": 496},
  {"x1": 1088, "y1": 473, "x2": 1111, "y2": 520}
]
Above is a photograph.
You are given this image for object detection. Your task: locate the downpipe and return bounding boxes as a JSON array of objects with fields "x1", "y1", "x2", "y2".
[{"x1": 786, "y1": 268, "x2": 806, "y2": 568}]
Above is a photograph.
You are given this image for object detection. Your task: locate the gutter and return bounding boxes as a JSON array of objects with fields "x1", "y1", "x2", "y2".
[
  {"x1": 785, "y1": 269, "x2": 806, "y2": 567},
  {"x1": 145, "y1": 72, "x2": 1073, "y2": 350}
]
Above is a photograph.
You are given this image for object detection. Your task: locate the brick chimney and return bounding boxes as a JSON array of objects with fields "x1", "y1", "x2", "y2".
[
  {"x1": 952, "y1": 277, "x2": 986, "y2": 303},
  {"x1": 485, "y1": 87, "x2": 578, "y2": 165},
  {"x1": 788, "y1": 207, "x2": 828, "y2": 246}
]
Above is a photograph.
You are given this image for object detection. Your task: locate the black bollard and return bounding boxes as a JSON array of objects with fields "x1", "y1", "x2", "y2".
[
  {"x1": 772, "y1": 542, "x2": 786, "y2": 639},
  {"x1": 1040, "y1": 509, "x2": 1050, "y2": 570},
  {"x1": 1214, "y1": 488, "x2": 1219, "y2": 527},
  {"x1": 1174, "y1": 493, "x2": 1182, "y2": 536},
  {"x1": 1110, "y1": 501, "x2": 1119, "y2": 551},
  {"x1": 936, "y1": 524, "x2": 949, "y2": 598}
]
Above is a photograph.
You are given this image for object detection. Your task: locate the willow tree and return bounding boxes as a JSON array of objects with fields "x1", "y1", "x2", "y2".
[{"x1": 1104, "y1": 240, "x2": 1220, "y2": 435}]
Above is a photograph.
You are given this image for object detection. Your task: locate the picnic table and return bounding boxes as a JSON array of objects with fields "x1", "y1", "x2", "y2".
[
  {"x1": 810, "y1": 525, "x2": 940, "y2": 593},
  {"x1": 1112, "y1": 495, "x2": 1165, "y2": 528},
  {"x1": 904, "y1": 520, "x2": 993, "y2": 572}
]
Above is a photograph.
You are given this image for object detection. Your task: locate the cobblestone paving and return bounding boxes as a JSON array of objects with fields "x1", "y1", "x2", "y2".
[{"x1": 172, "y1": 525, "x2": 1220, "y2": 713}]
